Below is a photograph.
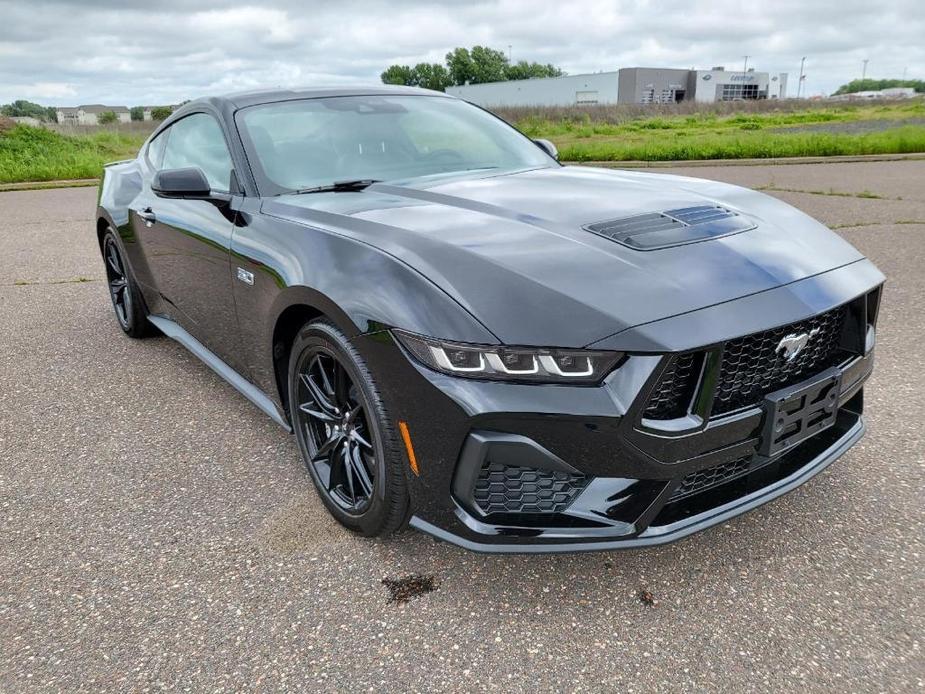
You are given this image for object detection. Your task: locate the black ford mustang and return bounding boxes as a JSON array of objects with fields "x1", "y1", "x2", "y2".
[{"x1": 96, "y1": 86, "x2": 883, "y2": 552}]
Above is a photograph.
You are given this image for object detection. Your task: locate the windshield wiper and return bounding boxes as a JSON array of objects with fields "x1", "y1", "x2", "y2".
[{"x1": 290, "y1": 179, "x2": 381, "y2": 195}]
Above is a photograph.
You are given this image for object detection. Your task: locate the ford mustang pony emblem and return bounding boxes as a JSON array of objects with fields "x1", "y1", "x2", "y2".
[{"x1": 776, "y1": 328, "x2": 821, "y2": 361}]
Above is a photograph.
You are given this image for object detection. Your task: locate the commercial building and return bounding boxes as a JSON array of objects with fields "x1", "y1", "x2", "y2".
[
  {"x1": 447, "y1": 66, "x2": 788, "y2": 107},
  {"x1": 446, "y1": 71, "x2": 620, "y2": 107}
]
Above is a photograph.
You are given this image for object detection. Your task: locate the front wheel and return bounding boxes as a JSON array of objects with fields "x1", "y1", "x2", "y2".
[{"x1": 288, "y1": 319, "x2": 410, "y2": 537}]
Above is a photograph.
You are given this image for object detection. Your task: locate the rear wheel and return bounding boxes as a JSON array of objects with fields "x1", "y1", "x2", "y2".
[
  {"x1": 288, "y1": 319, "x2": 410, "y2": 537},
  {"x1": 102, "y1": 228, "x2": 153, "y2": 338}
]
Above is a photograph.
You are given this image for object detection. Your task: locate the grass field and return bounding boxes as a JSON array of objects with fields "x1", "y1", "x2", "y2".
[
  {"x1": 0, "y1": 124, "x2": 146, "y2": 183},
  {"x1": 1, "y1": 100, "x2": 924, "y2": 184},
  {"x1": 510, "y1": 100, "x2": 925, "y2": 161}
]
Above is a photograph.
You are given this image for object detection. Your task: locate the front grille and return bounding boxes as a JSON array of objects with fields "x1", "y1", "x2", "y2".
[
  {"x1": 643, "y1": 352, "x2": 702, "y2": 420},
  {"x1": 473, "y1": 462, "x2": 588, "y2": 515},
  {"x1": 712, "y1": 305, "x2": 849, "y2": 415},
  {"x1": 670, "y1": 457, "x2": 751, "y2": 502},
  {"x1": 643, "y1": 305, "x2": 851, "y2": 421}
]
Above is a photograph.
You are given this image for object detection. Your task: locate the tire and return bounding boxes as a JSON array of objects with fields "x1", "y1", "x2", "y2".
[
  {"x1": 288, "y1": 319, "x2": 410, "y2": 537},
  {"x1": 101, "y1": 228, "x2": 154, "y2": 338}
]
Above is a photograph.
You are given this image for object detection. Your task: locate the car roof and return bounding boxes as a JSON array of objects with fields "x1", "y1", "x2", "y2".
[{"x1": 180, "y1": 85, "x2": 452, "y2": 113}]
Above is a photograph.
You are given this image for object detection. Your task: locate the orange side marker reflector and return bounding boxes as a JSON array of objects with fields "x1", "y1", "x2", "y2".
[{"x1": 398, "y1": 420, "x2": 419, "y2": 476}]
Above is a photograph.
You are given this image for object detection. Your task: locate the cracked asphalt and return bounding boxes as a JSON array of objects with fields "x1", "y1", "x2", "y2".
[{"x1": 1, "y1": 160, "x2": 923, "y2": 692}]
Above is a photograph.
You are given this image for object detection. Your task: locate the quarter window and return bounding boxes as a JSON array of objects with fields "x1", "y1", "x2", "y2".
[
  {"x1": 146, "y1": 129, "x2": 169, "y2": 169},
  {"x1": 161, "y1": 113, "x2": 233, "y2": 191}
]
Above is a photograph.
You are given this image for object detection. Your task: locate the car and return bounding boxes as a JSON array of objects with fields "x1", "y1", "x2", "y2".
[{"x1": 95, "y1": 86, "x2": 883, "y2": 553}]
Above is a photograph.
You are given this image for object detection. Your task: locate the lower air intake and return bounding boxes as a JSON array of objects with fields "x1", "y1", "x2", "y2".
[
  {"x1": 473, "y1": 462, "x2": 588, "y2": 515},
  {"x1": 670, "y1": 457, "x2": 751, "y2": 502}
]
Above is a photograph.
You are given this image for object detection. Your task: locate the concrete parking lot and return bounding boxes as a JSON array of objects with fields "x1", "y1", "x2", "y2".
[{"x1": 1, "y1": 160, "x2": 923, "y2": 691}]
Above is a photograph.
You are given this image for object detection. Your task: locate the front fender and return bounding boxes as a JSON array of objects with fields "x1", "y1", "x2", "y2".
[{"x1": 230, "y1": 210, "x2": 498, "y2": 404}]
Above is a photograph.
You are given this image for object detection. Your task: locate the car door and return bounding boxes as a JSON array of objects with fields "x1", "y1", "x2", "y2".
[{"x1": 129, "y1": 112, "x2": 244, "y2": 371}]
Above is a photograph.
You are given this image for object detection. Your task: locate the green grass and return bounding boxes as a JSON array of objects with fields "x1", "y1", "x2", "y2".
[
  {"x1": 513, "y1": 101, "x2": 925, "y2": 162},
  {"x1": 0, "y1": 125, "x2": 145, "y2": 183},
  {"x1": 1, "y1": 101, "x2": 925, "y2": 184}
]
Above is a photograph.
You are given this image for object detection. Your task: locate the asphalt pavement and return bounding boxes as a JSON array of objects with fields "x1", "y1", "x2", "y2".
[{"x1": 1, "y1": 160, "x2": 922, "y2": 692}]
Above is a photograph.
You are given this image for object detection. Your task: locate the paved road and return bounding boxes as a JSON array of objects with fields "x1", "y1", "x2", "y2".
[{"x1": 1, "y1": 161, "x2": 923, "y2": 692}]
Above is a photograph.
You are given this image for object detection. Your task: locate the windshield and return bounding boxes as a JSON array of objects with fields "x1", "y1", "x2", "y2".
[{"x1": 235, "y1": 95, "x2": 555, "y2": 195}]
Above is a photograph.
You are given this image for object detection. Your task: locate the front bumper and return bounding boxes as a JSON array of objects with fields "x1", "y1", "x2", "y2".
[
  {"x1": 355, "y1": 262, "x2": 882, "y2": 553},
  {"x1": 411, "y1": 415, "x2": 865, "y2": 553}
]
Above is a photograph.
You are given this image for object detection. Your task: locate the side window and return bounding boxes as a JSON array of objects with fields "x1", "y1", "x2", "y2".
[
  {"x1": 161, "y1": 113, "x2": 233, "y2": 192},
  {"x1": 146, "y1": 129, "x2": 169, "y2": 169}
]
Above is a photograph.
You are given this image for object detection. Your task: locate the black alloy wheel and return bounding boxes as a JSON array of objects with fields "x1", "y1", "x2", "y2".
[
  {"x1": 289, "y1": 320, "x2": 410, "y2": 536},
  {"x1": 297, "y1": 351, "x2": 377, "y2": 512},
  {"x1": 104, "y1": 235, "x2": 133, "y2": 329},
  {"x1": 101, "y1": 228, "x2": 153, "y2": 338}
]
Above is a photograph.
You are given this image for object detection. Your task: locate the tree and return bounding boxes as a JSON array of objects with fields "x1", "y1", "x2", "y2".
[
  {"x1": 445, "y1": 47, "x2": 476, "y2": 86},
  {"x1": 130, "y1": 106, "x2": 144, "y2": 121},
  {"x1": 45, "y1": 107, "x2": 58, "y2": 123},
  {"x1": 381, "y1": 64, "x2": 416, "y2": 86},
  {"x1": 0, "y1": 99, "x2": 53, "y2": 120},
  {"x1": 384, "y1": 46, "x2": 565, "y2": 90},
  {"x1": 380, "y1": 62, "x2": 452, "y2": 92},
  {"x1": 412, "y1": 63, "x2": 453, "y2": 91},
  {"x1": 833, "y1": 78, "x2": 924, "y2": 95},
  {"x1": 150, "y1": 106, "x2": 172, "y2": 121},
  {"x1": 468, "y1": 45, "x2": 508, "y2": 84},
  {"x1": 504, "y1": 60, "x2": 564, "y2": 81},
  {"x1": 97, "y1": 110, "x2": 118, "y2": 125}
]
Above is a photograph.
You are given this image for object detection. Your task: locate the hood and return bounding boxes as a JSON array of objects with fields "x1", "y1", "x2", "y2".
[{"x1": 263, "y1": 166, "x2": 865, "y2": 348}]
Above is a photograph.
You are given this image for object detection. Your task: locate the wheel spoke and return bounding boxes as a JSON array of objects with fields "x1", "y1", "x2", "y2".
[
  {"x1": 298, "y1": 401, "x2": 336, "y2": 422},
  {"x1": 315, "y1": 356, "x2": 336, "y2": 399},
  {"x1": 352, "y1": 428, "x2": 373, "y2": 450},
  {"x1": 311, "y1": 432, "x2": 342, "y2": 462},
  {"x1": 348, "y1": 442, "x2": 373, "y2": 497},
  {"x1": 340, "y1": 444, "x2": 356, "y2": 503},
  {"x1": 106, "y1": 245, "x2": 122, "y2": 276},
  {"x1": 300, "y1": 372, "x2": 336, "y2": 416}
]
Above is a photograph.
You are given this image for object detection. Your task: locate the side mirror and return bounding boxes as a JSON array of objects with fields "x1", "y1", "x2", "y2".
[
  {"x1": 533, "y1": 138, "x2": 559, "y2": 161},
  {"x1": 152, "y1": 167, "x2": 212, "y2": 199}
]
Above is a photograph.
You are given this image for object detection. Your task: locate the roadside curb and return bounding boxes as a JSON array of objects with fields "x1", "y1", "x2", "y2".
[{"x1": 0, "y1": 178, "x2": 99, "y2": 192}]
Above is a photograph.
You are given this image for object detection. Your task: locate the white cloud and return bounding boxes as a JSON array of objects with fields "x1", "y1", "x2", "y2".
[
  {"x1": 22, "y1": 81, "x2": 77, "y2": 98},
  {"x1": 0, "y1": 0, "x2": 921, "y2": 105}
]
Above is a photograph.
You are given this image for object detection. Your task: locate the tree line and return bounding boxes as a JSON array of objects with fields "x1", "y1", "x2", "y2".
[
  {"x1": 832, "y1": 78, "x2": 924, "y2": 95},
  {"x1": 0, "y1": 100, "x2": 173, "y2": 123},
  {"x1": 381, "y1": 46, "x2": 564, "y2": 92}
]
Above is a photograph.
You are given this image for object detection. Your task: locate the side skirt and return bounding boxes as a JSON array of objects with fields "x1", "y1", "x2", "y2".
[{"x1": 147, "y1": 315, "x2": 292, "y2": 433}]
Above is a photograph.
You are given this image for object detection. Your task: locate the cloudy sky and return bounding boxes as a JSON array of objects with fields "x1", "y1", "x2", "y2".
[{"x1": 2, "y1": 0, "x2": 923, "y2": 106}]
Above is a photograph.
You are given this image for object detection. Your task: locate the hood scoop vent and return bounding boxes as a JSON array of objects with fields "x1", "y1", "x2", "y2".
[{"x1": 584, "y1": 205, "x2": 756, "y2": 250}]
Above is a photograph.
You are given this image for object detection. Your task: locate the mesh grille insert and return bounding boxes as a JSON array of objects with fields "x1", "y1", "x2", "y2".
[
  {"x1": 643, "y1": 352, "x2": 702, "y2": 420},
  {"x1": 670, "y1": 457, "x2": 751, "y2": 502},
  {"x1": 473, "y1": 462, "x2": 588, "y2": 515},
  {"x1": 712, "y1": 305, "x2": 849, "y2": 416}
]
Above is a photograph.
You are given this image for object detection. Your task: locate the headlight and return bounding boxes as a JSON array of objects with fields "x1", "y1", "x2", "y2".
[{"x1": 393, "y1": 330, "x2": 623, "y2": 384}]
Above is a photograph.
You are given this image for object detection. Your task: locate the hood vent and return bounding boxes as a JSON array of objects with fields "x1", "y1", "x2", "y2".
[{"x1": 585, "y1": 205, "x2": 756, "y2": 250}]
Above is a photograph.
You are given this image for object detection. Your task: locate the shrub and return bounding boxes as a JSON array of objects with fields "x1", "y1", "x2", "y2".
[{"x1": 97, "y1": 111, "x2": 118, "y2": 125}]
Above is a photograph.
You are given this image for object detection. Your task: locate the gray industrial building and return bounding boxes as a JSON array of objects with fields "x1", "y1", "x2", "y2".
[{"x1": 446, "y1": 66, "x2": 787, "y2": 107}]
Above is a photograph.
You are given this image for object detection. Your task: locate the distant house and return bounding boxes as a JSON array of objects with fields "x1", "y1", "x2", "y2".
[{"x1": 55, "y1": 104, "x2": 131, "y2": 125}]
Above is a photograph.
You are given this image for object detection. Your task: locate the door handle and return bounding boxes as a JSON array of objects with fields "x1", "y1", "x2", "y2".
[{"x1": 138, "y1": 207, "x2": 157, "y2": 225}]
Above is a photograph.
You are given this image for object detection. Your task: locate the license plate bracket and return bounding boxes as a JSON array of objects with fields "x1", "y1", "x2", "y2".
[{"x1": 760, "y1": 367, "x2": 842, "y2": 457}]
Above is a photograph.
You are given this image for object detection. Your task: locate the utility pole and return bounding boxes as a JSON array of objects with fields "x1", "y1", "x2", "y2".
[
  {"x1": 798, "y1": 56, "x2": 806, "y2": 98},
  {"x1": 742, "y1": 55, "x2": 750, "y2": 76},
  {"x1": 862, "y1": 59, "x2": 869, "y2": 79},
  {"x1": 508, "y1": 45, "x2": 512, "y2": 63}
]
